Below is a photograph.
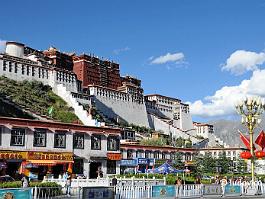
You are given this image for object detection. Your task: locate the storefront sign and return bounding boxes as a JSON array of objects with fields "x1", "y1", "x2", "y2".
[
  {"x1": 107, "y1": 153, "x2": 121, "y2": 160},
  {"x1": 149, "y1": 158, "x2": 155, "y2": 166},
  {"x1": 203, "y1": 184, "x2": 222, "y2": 196},
  {"x1": 27, "y1": 151, "x2": 73, "y2": 161},
  {"x1": 0, "y1": 188, "x2": 32, "y2": 199},
  {"x1": 0, "y1": 151, "x2": 27, "y2": 160},
  {"x1": 82, "y1": 187, "x2": 114, "y2": 199},
  {"x1": 152, "y1": 185, "x2": 176, "y2": 198},
  {"x1": 120, "y1": 159, "x2": 137, "y2": 166},
  {"x1": 137, "y1": 158, "x2": 148, "y2": 165},
  {"x1": 224, "y1": 185, "x2": 241, "y2": 196}
]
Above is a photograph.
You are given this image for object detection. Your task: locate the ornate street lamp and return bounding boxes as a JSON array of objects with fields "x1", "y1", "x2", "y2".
[{"x1": 235, "y1": 96, "x2": 265, "y2": 183}]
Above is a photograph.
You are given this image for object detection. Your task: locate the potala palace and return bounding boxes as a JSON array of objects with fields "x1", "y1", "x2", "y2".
[{"x1": 0, "y1": 41, "x2": 226, "y2": 148}]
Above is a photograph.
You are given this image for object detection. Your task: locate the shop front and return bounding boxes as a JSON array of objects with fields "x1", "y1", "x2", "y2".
[
  {"x1": 107, "y1": 153, "x2": 121, "y2": 175},
  {"x1": 25, "y1": 151, "x2": 73, "y2": 180},
  {"x1": 137, "y1": 158, "x2": 155, "y2": 173},
  {"x1": 0, "y1": 151, "x2": 27, "y2": 180},
  {"x1": 120, "y1": 159, "x2": 138, "y2": 174}
]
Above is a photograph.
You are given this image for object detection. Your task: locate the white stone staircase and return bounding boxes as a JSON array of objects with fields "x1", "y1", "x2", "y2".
[
  {"x1": 148, "y1": 113, "x2": 203, "y2": 145},
  {"x1": 53, "y1": 84, "x2": 98, "y2": 126}
]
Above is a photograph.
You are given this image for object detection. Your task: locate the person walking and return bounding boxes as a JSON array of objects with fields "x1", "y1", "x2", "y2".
[
  {"x1": 21, "y1": 174, "x2": 29, "y2": 188},
  {"x1": 66, "y1": 174, "x2": 72, "y2": 197},
  {"x1": 175, "y1": 177, "x2": 182, "y2": 197}
]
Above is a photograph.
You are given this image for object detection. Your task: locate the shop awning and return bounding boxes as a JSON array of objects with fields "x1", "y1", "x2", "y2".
[
  {"x1": 27, "y1": 160, "x2": 57, "y2": 166},
  {"x1": 27, "y1": 160, "x2": 74, "y2": 166}
]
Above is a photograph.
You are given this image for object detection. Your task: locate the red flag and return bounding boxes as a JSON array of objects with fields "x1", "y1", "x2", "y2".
[
  {"x1": 255, "y1": 130, "x2": 265, "y2": 150},
  {"x1": 239, "y1": 130, "x2": 256, "y2": 150}
]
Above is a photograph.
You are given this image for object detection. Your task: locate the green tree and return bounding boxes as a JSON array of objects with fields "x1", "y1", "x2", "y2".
[
  {"x1": 175, "y1": 137, "x2": 185, "y2": 147},
  {"x1": 216, "y1": 152, "x2": 231, "y2": 174},
  {"x1": 173, "y1": 152, "x2": 185, "y2": 169},
  {"x1": 235, "y1": 156, "x2": 247, "y2": 173}
]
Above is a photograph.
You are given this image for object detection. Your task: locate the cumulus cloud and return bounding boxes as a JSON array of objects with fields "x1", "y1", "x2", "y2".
[
  {"x1": 0, "y1": 40, "x2": 6, "y2": 53},
  {"x1": 221, "y1": 50, "x2": 265, "y2": 75},
  {"x1": 189, "y1": 69, "x2": 265, "y2": 117},
  {"x1": 150, "y1": 52, "x2": 184, "y2": 64},
  {"x1": 113, "y1": 47, "x2": 130, "y2": 55}
]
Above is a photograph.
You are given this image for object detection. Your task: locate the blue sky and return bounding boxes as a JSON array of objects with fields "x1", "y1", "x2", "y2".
[{"x1": 1, "y1": 0, "x2": 265, "y2": 121}]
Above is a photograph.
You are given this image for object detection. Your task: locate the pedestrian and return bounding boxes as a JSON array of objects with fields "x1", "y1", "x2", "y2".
[
  {"x1": 175, "y1": 177, "x2": 182, "y2": 197},
  {"x1": 21, "y1": 174, "x2": 29, "y2": 188},
  {"x1": 66, "y1": 174, "x2": 72, "y2": 197},
  {"x1": 195, "y1": 177, "x2": 201, "y2": 184},
  {"x1": 112, "y1": 176, "x2": 117, "y2": 186}
]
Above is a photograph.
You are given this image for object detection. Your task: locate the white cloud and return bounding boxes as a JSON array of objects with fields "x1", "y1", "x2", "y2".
[
  {"x1": 190, "y1": 69, "x2": 265, "y2": 117},
  {"x1": 221, "y1": 50, "x2": 265, "y2": 75},
  {"x1": 150, "y1": 52, "x2": 184, "y2": 64},
  {"x1": 0, "y1": 40, "x2": 6, "y2": 53},
  {"x1": 113, "y1": 47, "x2": 130, "y2": 55}
]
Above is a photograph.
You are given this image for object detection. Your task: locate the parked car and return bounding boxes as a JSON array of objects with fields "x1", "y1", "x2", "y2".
[{"x1": 0, "y1": 175, "x2": 15, "y2": 182}]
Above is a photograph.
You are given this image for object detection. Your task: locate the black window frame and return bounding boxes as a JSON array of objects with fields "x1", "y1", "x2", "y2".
[
  {"x1": 91, "y1": 134, "x2": 101, "y2": 150},
  {"x1": 10, "y1": 128, "x2": 25, "y2": 146},
  {"x1": 54, "y1": 132, "x2": 66, "y2": 148},
  {"x1": 3, "y1": 61, "x2": 7, "y2": 71},
  {"x1": 127, "y1": 149, "x2": 134, "y2": 159},
  {"x1": 107, "y1": 136, "x2": 119, "y2": 151},
  {"x1": 73, "y1": 133, "x2": 84, "y2": 149},
  {"x1": 33, "y1": 129, "x2": 47, "y2": 147}
]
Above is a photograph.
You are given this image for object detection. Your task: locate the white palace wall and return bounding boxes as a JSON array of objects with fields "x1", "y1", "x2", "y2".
[{"x1": 89, "y1": 86, "x2": 150, "y2": 128}]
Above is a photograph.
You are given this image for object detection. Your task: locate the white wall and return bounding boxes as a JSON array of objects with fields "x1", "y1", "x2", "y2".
[{"x1": 90, "y1": 86, "x2": 150, "y2": 127}]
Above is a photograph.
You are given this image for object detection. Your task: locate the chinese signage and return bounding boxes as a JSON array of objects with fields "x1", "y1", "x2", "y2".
[
  {"x1": 152, "y1": 185, "x2": 176, "y2": 198},
  {"x1": 82, "y1": 187, "x2": 114, "y2": 199},
  {"x1": 137, "y1": 158, "x2": 155, "y2": 166},
  {"x1": 120, "y1": 159, "x2": 137, "y2": 166},
  {"x1": 203, "y1": 185, "x2": 222, "y2": 196},
  {"x1": 27, "y1": 152, "x2": 73, "y2": 161},
  {"x1": 0, "y1": 188, "x2": 32, "y2": 199},
  {"x1": 224, "y1": 185, "x2": 241, "y2": 196},
  {"x1": 137, "y1": 158, "x2": 148, "y2": 164},
  {"x1": 107, "y1": 153, "x2": 121, "y2": 160},
  {"x1": 0, "y1": 151, "x2": 27, "y2": 160}
]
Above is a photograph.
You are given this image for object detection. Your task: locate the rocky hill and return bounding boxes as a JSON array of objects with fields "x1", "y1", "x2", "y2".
[{"x1": 209, "y1": 117, "x2": 265, "y2": 147}]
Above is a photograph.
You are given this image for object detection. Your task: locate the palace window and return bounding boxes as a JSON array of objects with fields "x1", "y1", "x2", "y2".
[
  {"x1": 33, "y1": 129, "x2": 46, "y2": 147},
  {"x1": 26, "y1": 66, "x2": 30, "y2": 76},
  {"x1": 32, "y1": 67, "x2": 35, "y2": 76},
  {"x1": 145, "y1": 151, "x2": 150, "y2": 158},
  {"x1": 54, "y1": 132, "x2": 66, "y2": 148},
  {"x1": 3, "y1": 61, "x2": 7, "y2": 71},
  {"x1": 127, "y1": 150, "x2": 134, "y2": 159},
  {"x1": 10, "y1": 128, "x2": 25, "y2": 146},
  {"x1": 162, "y1": 152, "x2": 166, "y2": 159},
  {"x1": 91, "y1": 134, "x2": 101, "y2": 150},
  {"x1": 14, "y1": 63, "x2": 18, "y2": 73},
  {"x1": 22, "y1": 65, "x2": 25, "y2": 74},
  {"x1": 107, "y1": 136, "x2": 119, "y2": 151},
  {"x1": 73, "y1": 133, "x2": 84, "y2": 149},
  {"x1": 38, "y1": 68, "x2": 41, "y2": 78},
  {"x1": 154, "y1": 151, "x2": 160, "y2": 159},
  {"x1": 9, "y1": 62, "x2": 12, "y2": 72}
]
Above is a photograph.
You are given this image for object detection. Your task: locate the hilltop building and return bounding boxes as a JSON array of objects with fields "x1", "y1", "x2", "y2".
[{"x1": 0, "y1": 41, "x2": 225, "y2": 148}]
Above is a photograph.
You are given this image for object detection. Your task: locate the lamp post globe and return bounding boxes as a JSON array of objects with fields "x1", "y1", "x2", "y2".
[{"x1": 235, "y1": 96, "x2": 265, "y2": 184}]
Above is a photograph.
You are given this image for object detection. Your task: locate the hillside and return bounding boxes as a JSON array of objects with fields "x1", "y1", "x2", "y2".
[
  {"x1": 210, "y1": 117, "x2": 265, "y2": 147},
  {"x1": 0, "y1": 76, "x2": 80, "y2": 123}
]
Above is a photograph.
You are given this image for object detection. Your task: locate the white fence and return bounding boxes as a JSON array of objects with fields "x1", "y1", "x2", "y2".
[{"x1": 43, "y1": 176, "x2": 166, "y2": 188}]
